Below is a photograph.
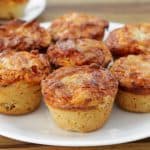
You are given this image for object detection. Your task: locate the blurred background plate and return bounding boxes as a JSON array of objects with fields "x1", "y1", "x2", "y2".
[{"x1": 22, "y1": 0, "x2": 46, "y2": 21}]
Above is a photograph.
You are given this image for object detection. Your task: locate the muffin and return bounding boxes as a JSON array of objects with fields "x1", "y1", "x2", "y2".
[
  {"x1": 0, "y1": 0, "x2": 28, "y2": 19},
  {"x1": 47, "y1": 39, "x2": 112, "y2": 68},
  {"x1": 0, "y1": 20, "x2": 51, "y2": 52},
  {"x1": 0, "y1": 50, "x2": 50, "y2": 115},
  {"x1": 110, "y1": 55, "x2": 150, "y2": 112},
  {"x1": 42, "y1": 65, "x2": 118, "y2": 132},
  {"x1": 106, "y1": 24, "x2": 150, "y2": 57},
  {"x1": 49, "y1": 12, "x2": 108, "y2": 41}
]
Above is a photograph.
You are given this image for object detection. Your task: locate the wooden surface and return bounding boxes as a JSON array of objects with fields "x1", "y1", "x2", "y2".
[
  {"x1": 38, "y1": 0, "x2": 150, "y2": 23},
  {"x1": 0, "y1": 0, "x2": 150, "y2": 149},
  {"x1": 0, "y1": 136, "x2": 150, "y2": 150}
]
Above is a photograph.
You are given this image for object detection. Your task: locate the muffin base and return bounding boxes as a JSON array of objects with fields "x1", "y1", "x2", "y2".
[
  {"x1": 116, "y1": 90, "x2": 150, "y2": 113},
  {"x1": 47, "y1": 96, "x2": 114, "y2": 132},
  {"x1": 0, "y1": 81, "x2": 41, "y2": 115}
]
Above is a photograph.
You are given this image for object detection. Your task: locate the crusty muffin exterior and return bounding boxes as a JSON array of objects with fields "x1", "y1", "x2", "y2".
[
  {"x1": 47, "y1": 39, "x2": 112, "y2": 68},
  {"x1": 49, "y1": 99, "x2": 113, "y2": 132},
  {"x1": 0, "y1": 0, "x2": 28, "y2": 19},
  {"x1": 0, "y1": 81, "x2": 41, "y2": 115},
  {"x1": 116, "y1": 90, "x2": 150, "y2": 113},
  {"x1": 0, "y1": 20, "x2": 51, "y2": 52},
  {"x1": 49, "y1": 12, "x2": 108, "y2": 41},
  {"x1": 42, "y1": 65, "x2": 118, "y2": 132},
  {"x1": 111, "y1": 55, "x2": 150, "y2": 112},
  {"x1": 106, "y1": 24, "x2": 150, "y2": 57},
  {"x1": 0, "y1": 50, "x2": 50, "y2": 115}
]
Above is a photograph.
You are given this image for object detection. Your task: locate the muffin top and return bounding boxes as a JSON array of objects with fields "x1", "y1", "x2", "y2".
[
  {"x1": 0, "y1": 50, "x2": 50, "y2": 86},
  {"x1": 106, "y1": 24, "x2": 150, "y2": 57},
  {"x1": 48, "y1": 39, "x2": 112, "y2": 67},
  {"x1": 42, "y1": 65, "x2": 118, "y2": 110},
  {"x1": 111, "y1": 55, "x2": 150, "y2": 94},
  {"x1": 0, "y1": 20, "x2": 51, "y2": 52},
  {"x1": 49, "y1": 12, "x2": 108, "y2": 41}
]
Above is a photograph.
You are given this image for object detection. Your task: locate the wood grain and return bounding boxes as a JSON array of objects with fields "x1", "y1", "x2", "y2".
[
  {"x1": 37, "y1": 0, "x2": 150, "y2": 23},
  {"x1": 0, "y1": 137, "x2": 150, "y2": 150},
  {"x1": 0, "y1": 0, "x2": 150, "y2": 149}
]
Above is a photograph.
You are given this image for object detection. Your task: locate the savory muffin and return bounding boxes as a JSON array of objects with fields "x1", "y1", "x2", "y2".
[
  {"x1": 110, "y1": 55, "x2": 150, "y2": 112},
  {"x1": 42, "y1": 65, "x2": 118, "y2": 132},
  {"x1": 0, "y1": 0, "x2": 28, "y2": 19},
  {"x1": 47, "y1": 39, "x2": 112, "y2": 68},
  {"x1": 0, "y1": 50, "x2": 50, "y2": 115},
  {"x1": 106, "y1": 24, "x2": 150, "y2": 57},
  {"x1": 0, "y1": 20, "x2": 51, "y2": 52},
  {"x1": 49, "y1": 12, "x2": 108, "y2": 41}
]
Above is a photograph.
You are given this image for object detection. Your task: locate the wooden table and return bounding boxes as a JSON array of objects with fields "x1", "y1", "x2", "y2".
[{"x1": 0, "y1": 0, "x2": 150, "y2": 149}]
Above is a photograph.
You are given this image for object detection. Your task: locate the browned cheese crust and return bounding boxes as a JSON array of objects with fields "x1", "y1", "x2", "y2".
[
  {"x1": 49, "y1": 12, "x2": 108, "y2": 41},
  {"x1": 0, "y1": 20, "x2": 51, "y2": 52},
  {"x1": 106, "y1": 24, "x2": 150, "y2": 57},
  {"x1": 0, "y1": 50, "x2": 50, "y2": 86},
  {"x1": 110, "y1": 55, "x2": 150, "y2": 94},
  {"x1": 47, "y1": 39, "x2": 112, "y2": 67},
  {"x1": 42, "y1": 65, "x2": 118, "y2": 110}
]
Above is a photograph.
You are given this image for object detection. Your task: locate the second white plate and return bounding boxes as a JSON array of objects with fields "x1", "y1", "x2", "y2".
[{"x1": 22, "y1": 0, "x2": 46, "y2": 21}]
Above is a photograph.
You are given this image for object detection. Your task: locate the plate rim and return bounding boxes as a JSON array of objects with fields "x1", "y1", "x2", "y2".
[{"x1": 0, "y1": 127, "x2": 149, "y2": 147}]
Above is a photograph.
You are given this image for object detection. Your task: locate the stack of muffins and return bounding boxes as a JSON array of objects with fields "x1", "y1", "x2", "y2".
[
  {"x1": 106, "y1": 24, "x2": 150, "y2": 112},
  {"x1": 0, "y1": 19, "x2": 51, "y2": 115},
  {"x1": 0, "y1": 12, "x2": 149, "y2": 133}
]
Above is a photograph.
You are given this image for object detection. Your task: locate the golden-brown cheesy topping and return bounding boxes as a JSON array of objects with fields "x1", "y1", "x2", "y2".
[
  {"x1": 106, "y1": 24, "x2": 150, "y2": 57},
  {"x1": 0, "y1": 50, "x2": 50, "y2": 86},
  {"x1": 49, "y1": 12, "x2": 108, "y2": 41},
  {"x1": 47, "y1": 39, "x2": 112, "y2": 67},
  {"x1": 0, "y1": 20, "x2": 51, "y2": 52},
  {"x1": 42, "y1": 65, "x2": 118, "y2": 110},
  {"x1": 111, "y1": 55, "x2": 150, "y2": 94}
]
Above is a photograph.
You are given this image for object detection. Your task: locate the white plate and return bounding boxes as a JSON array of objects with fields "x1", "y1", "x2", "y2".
[
  {"x1": 22, "y1": 0, "x2": 46, "y2": 21},
  {"x1": 0, "y1": 22, "x2": 150, "y2": 147}
]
